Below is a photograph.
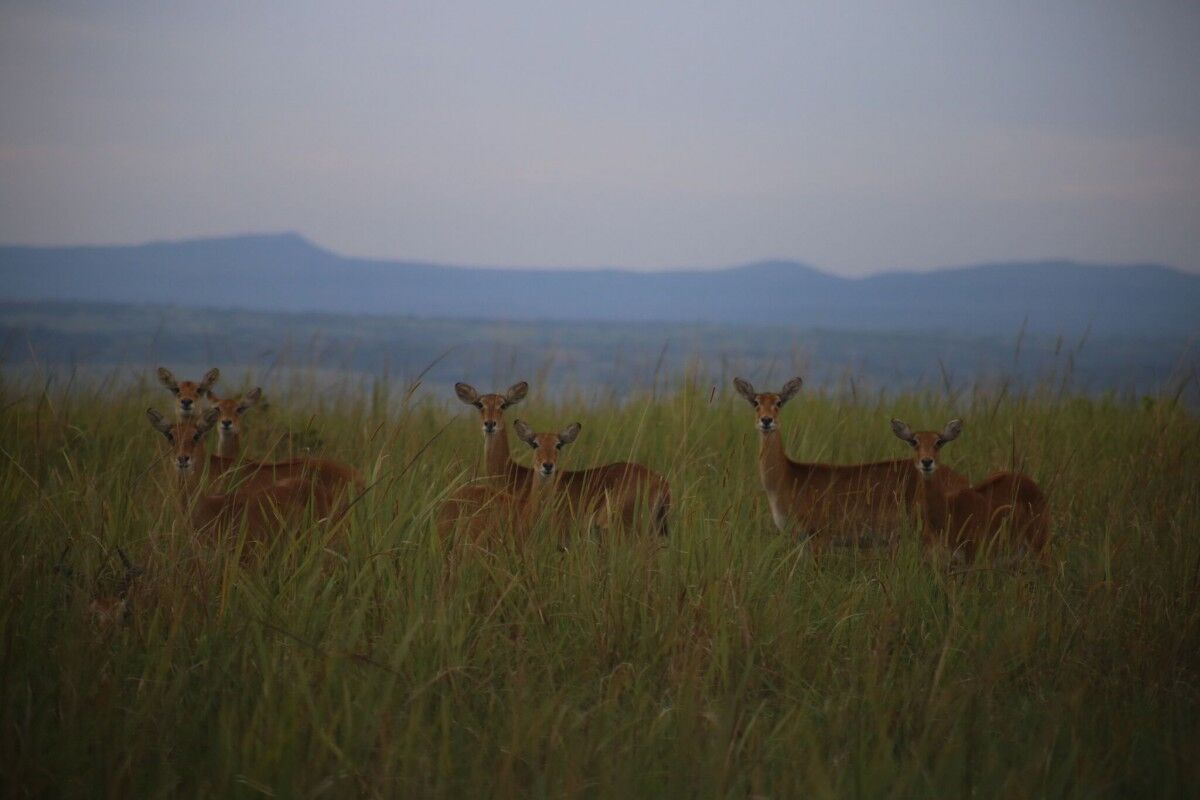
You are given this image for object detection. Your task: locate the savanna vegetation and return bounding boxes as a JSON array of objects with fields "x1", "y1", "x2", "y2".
[{"x1": 2, "y1": 367, "x2": 1198, "y2": 798}]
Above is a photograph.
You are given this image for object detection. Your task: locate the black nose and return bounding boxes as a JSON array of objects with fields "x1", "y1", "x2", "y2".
[
  {"x1": 761, "y1": 417, "x2": 773, "y2": 426},
  {"x1": 221, "y1": 420, "x2": 232, "y2": 429},
  {"x1": 921, "y1": 458, "x2": 934, "y2": 467},
  {"x1": 483, "y1": 421, "x2": 496, "y2": 432},
  {"x1": 180, "y1": 398, "x2": 193, "y2": 408},
  {"x1": 542, "y1": 462, "x2": 553, "y2": 471},
  {"x1": 177, "y1": 455, "x2": 190, "y2": 466}
]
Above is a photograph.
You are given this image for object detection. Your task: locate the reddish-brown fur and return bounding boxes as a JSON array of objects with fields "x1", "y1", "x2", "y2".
[
  {"x1": 454, "y1": 382, "x2": 671, "y2": 535},
  {"x1": 203, "y1": 387, "x2": 363, "y2": 499},
  {"x1": 437, "y1": 420, "x2": 577, "y2": 545},
  {"x1": 970, "y1": 471, "x2": 1051, "y2": 556},
  {"x1": 890, "y1": 418, "x2": 1050, "y2": 562},
  {"x1": 146, "y1": 408, "x2": 348, "y2": 556},
  {"x1": 733, "y1": 377, "x2": 968, "y2": 553},
  {"x1": 208, "y1": 387, "x2": 263, "y2": 459}
]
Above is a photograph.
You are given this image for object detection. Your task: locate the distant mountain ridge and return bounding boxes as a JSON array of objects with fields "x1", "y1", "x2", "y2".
[{"x1": 1, "y1": 232, "x2": 1196, "y2": 336}]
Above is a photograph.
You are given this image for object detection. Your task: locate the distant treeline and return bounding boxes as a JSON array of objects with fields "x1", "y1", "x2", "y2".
[{"x1": 0, "y1": 301, "x2": 1195, "y2": 403}]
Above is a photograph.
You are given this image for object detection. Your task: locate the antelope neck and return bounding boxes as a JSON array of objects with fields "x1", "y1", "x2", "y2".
[
  {"x1": 484, "y1": 425, "x2": 527, "y2": 482},
  {"x1": 528, "y1": 473, "x2": 556, "y2": 499},
  {"x1": 172, "y1": 465, "x2": 215, "y2": 512},
  {"x1": 916, "y1": 471, "x2": 952, "y2": 530},
  {"x1": 216, "y1": 430, "x2": 240, "y2": 460},
  {"x1": 757, "y1": 427, "x2": 792, "y2": 491},
  {"x1": 519, "y1": 473, "x2": 559, "y2": 527}
]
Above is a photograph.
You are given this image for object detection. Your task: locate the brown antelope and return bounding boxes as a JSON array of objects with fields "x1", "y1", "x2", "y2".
[
  {"x1": 890, "y1": 418, "x2": 1050, "y2": 562},
  {"x1": 732, "y1": 376, "x2": 968, "y2": 552},
  {"x1": 453, "y1": 381, "x2": 671, "y2": 535},
  {"x1": 145, "y1": 408, "x2": 344, "y2": 553},
  {"x1": 199, "y1": 387, "x2": 361, "y2": 498},
  {"x1": 156, "y1": 367, "x2": 220, "y2": 420},
  {"x1": 208, "y1": 387, "x2": 263, "y2": 459},
  {"x1": 437, "y1": 419, "x2": 579, "y2": 545},
  {"x1": 88, "y1": 547, "x2": 144, "y2": 631}
]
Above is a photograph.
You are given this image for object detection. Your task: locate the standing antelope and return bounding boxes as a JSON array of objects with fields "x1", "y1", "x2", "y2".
[
  {"x1": 156, "y1": 367, "x2": 220, "y2": 420},
  {"x1": 453, "y1": 382, "x2": 671, "y2": 535},
  {"x1": 732, "y1": 376, "x2": 967, "y2": 551},
  {"x1": 890, "y1": 418, "x2": 1050, "y2": 562},
  {"x1": 208, "y1": 387, "x2": 263, "y2": 459},
  {"x1": 437, "y1": 419, "x2": 579, "y2": 544},
  {"x1": 203, "y1": 387, "x2": 361, "y2": 498},
  {"x1": 145, "y1": 408, "x2": 344, "y2": 553}
]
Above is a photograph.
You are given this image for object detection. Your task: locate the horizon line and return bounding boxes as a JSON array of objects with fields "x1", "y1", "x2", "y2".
[{"x1": 0, "y1": 229, "x2": 1188, "y2": 278}]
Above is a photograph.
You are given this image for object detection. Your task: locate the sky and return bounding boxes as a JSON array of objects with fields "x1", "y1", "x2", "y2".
[{"x1": 1, "y1": 1, "x2": 1198, "y2": 275}]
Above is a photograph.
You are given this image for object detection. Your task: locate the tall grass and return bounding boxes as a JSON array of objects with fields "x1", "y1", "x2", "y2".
[{"x1": 1, "y1": 368, "x2": 1198, "y2": 798}]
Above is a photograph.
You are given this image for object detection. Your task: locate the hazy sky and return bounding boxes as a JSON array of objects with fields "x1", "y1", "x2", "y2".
[{"x1": 1, "y1": 2, "x2": 1198, "y2": 274}]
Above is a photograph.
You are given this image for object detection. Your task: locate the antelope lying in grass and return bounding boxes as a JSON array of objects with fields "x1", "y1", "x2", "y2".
[
  {"x1": 437, "y1": 419, "x2": 579, "y2": 544},
  {"x1": 202, "y1": 387, "x2": 361, "y2": 497},
  {"x1": 890, "y1": 418, "x2": 1050, "y2": 562},
  {"x1": 145, "y1": 407, "x2": 346, "y2": 553},
  {"x1": 88, "y1": 547, "x2": 144, "y2": 631},
  {"x1": 733, "y1": 376, "x2": 967, "y2": 552},
  {"x1": 156, "y1": 367, "x2": 220, "y2": 420},
  {"x1": 454, "y1": 381, "x2": 671, "y2": 535}
]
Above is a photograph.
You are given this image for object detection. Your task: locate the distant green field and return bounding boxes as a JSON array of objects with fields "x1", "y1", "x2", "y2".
[
  {"x1": 3, "y1": 300, "x2": 1197, "y2": 399},
  {"x1": 2, "y1": 368, "x2": 1198, "y2": 797}
]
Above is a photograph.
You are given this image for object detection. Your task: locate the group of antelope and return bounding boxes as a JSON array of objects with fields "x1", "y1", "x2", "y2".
[
  {"x1": 144, "y1": 368, "x2": 1049, "y2": 565},
  {"x1": 732, "y1": 376, "x2": 1049, "y2": 562},
  {"x1": 146, "y1": 367, "x2": 362, "y2": 551}
]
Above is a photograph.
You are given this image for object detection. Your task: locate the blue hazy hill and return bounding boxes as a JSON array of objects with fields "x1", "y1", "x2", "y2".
[{"x1": 1, "y1": 233, "x2": 1196, "y2": 336}]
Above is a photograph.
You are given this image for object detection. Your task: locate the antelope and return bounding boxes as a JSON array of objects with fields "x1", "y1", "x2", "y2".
[
  {"x1": 201, "y1": 387, "x2": 361, "y2": 498},
  {"x1": 156, "y1": 366, "x2": 220, "y2": 420},
  {"x1": 890, "y1": 418, "x2": 1050, "y2": 562},
  {"x1": 437, "y1": 419, "x2": 579, "y2": 544},
  {"x1": 208, "y1": 387, "x2": 263, "y2": 459},
  {"x1": 453, "y1": 381, "x2": 671, "y2": 535},
  {"x1": 732, "y1": 376, "x2": 968, "y2": 551},
  {"x1": 145, "y1": 407, "x2": 344, "y2": 553},
  {"x1": 88, "y1": 547, "x2": 144, "y2": 630}
]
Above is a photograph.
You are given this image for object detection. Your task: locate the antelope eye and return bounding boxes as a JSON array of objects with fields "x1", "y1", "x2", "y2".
[
  {"x1": 473, "y1": 401, "x2": 483, "y2": 409},
  {"x1": 555, "y1": 441, "x2": 563, "y2": 449}
]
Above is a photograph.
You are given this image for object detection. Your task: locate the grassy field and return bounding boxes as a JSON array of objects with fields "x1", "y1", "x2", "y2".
[{"x1": 2, "y1": 368, "x2": 1199, "y2": 798}]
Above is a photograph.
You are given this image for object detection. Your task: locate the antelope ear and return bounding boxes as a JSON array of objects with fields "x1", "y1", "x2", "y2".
[
  {"x1": 777, "y1": 376, "x2": 804, "y2": 405},
  {"x1": 238, "y1": 388, "x2": 263, "y2": 413},
  {"x1": 156, "y1": 367, "x2": 179, "y2": 392},
  {"x1": 146, "y1": 408, "x2": 174, "y2": 438},
  {"x1": 557, "y1": 422, "x2": 581, "y2": 445},
  {"x1": 732, "y1": 377, "x2": 757, "y2": 406},
  {"x1": 938, "y1": 418, "x2": 963, "y2": 444},
  {"x1": 199, "y1": 368, "x2": 220, "y2": 393},
  {"x1": 890, "y1": 418, "x2": 917, "y2": 445},
  {"x1": 504, "y1": 381, "x2": 529, "y2": 406},
  {"x1": 512, "y1": 419, "x2": 538, "y2": 447},
  {"x1": 454, "y1": 382, "x2": 480, "y2": 405},
  {"x1": 193, "y1": 407, "x2": 219, "y2": 438}
]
